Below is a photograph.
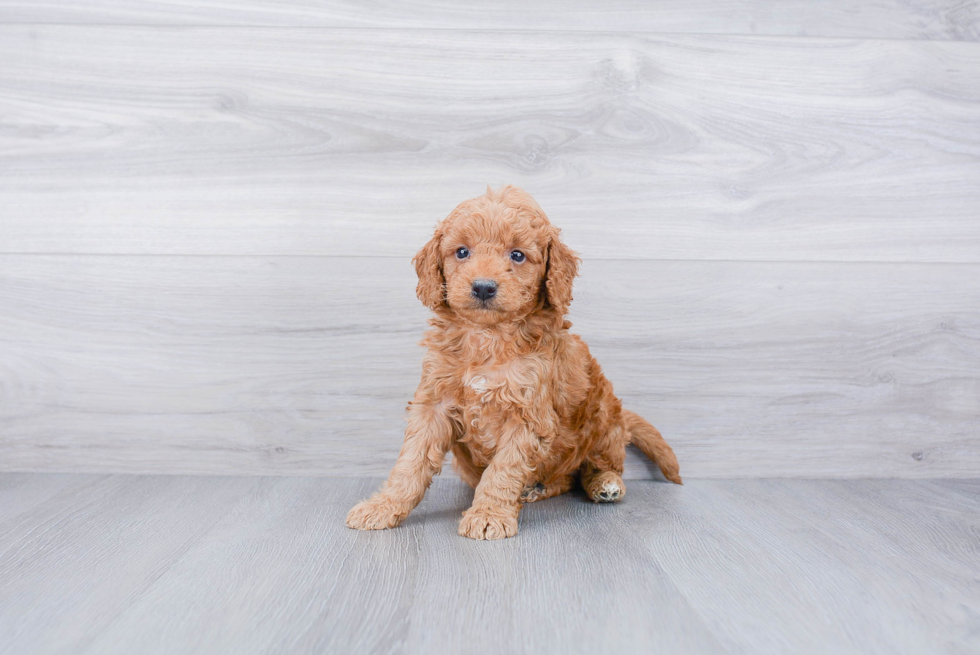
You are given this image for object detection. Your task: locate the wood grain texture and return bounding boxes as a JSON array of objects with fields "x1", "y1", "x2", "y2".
[
  {"x1": 1, "y1": 474, "x2": 978, "y2": 654},
  {"x1": 0, "y1": 472, "x2": 92, "y2": 525},
  {"x1": 1, "y1": 255, "x2": 977, "y2": 478},
  {"x1": 0, "y1": 0, "x2": 977, "y2": 40},
  {"x1": 626, "y1": 479, "x2": 980, "y2": 654},
  {"x1": 78, "y1": 477, "x2": 426, "y2": 655},
  {"x1": 401, "y1": 477, "x2": 725, "y2": 653},
  {"x1": 2, "y1": 27, "x2": 979, "y2": 261},
  {"x1": 0, "y1": 474, "x2": 259, "y2": 655}
]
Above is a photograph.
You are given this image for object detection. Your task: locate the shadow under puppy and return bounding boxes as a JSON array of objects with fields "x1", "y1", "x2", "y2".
[{"x1": 347, "y1": 186, "x2": 681, "y2": 540}]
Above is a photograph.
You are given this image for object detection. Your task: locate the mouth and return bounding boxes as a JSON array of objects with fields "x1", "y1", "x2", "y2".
[{"x1": 471, "y1": 299, "x2": 498, "y2": 311}]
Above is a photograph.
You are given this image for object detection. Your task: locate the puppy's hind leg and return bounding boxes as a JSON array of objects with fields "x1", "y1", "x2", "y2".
[
  {"x1": 581, "y1": 465, "x2": 626, "y2": 503},
  {"x1": 580, "y1": 422, "x2": 628, "y2": 503}
]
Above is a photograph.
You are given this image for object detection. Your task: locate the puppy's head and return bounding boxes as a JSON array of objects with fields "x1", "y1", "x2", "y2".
[{"x1": 413, "y1": 186, "x2": 579, "y2": 325}]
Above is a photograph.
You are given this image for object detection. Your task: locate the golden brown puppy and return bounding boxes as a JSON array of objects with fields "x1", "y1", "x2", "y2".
[{"x1": 347, "y1": 186, "x2": 681, "y2": 540}]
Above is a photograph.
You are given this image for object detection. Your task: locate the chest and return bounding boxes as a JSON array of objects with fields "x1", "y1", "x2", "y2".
[
  {"x1": 454, "y1": 360, "x2": 540, "y2": 454},
  {"x1": 452, "y1": 354, "x2": 547, "y2": 437},
  {"x1": 458, "y1": 359, "x2": 541, "y2": 408}
]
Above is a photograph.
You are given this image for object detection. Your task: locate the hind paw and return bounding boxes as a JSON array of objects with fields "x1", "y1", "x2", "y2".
[
  {"x1": 521, "y1": 482, "x2": 547, "y2": 503},
  {"x1": 585, "y1": 471, "x2": 626, "y2": 503}
]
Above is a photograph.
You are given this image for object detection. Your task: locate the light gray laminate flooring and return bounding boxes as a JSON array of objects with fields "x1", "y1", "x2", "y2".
[{"x1": 0, "y1": 473, "x2": 977, "y2": 654}]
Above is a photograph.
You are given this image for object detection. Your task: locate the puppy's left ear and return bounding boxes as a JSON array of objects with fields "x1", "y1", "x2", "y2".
[
  {"x1": 543, "y1": 230, "x2": 580, "y2": 315},
  {"x1": 413, "y1": 228, "x2": 446, "y2": 310}
]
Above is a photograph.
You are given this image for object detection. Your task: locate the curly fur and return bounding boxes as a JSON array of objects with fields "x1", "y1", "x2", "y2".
[{"x1": 347, "y1": 186, "x2": 681, "y2": 540}]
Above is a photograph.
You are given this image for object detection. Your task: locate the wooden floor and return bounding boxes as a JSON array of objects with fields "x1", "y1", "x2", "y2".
[{"x1": 0, "y1": 473, "x2": 977, "y2": 655}]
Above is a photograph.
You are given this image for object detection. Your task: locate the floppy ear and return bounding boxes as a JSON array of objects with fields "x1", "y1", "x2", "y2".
[
  {"x1": 413, "y1": 228, "x2": 446, "y2": 310},
  {"x1": 543, "y1": 231, "x2": 580, "y2": 315}
]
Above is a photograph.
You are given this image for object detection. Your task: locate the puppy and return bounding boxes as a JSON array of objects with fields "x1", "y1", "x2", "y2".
[{"x1": 347, "y1": 186, "x2": 681, "y2": 540}]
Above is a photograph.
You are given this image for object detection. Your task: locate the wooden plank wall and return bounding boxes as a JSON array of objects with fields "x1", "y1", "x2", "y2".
[{"x1": 1, "y1": 2, "x2": 978, "y2": 478}]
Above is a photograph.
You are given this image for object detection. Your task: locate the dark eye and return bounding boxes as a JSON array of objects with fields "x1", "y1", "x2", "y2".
[
  {"x1": 510, "y1": 250, "x2": 526, "y2": 263},
  {"x1": 456, "y1": 247, "x2": 469, "y2": 260}
]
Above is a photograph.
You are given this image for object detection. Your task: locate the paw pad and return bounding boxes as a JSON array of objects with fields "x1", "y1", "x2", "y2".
[{"x1": 594, "y1": 481, "x2": 623, "y2": 503}]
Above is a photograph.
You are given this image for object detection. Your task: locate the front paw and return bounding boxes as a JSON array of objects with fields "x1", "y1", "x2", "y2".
[
  {"x1": 458, "y1": 507, "x2": 519, "y2": 540},
  {"x1": 346, "y1": 497, "x2": 406, "y2": 530}
]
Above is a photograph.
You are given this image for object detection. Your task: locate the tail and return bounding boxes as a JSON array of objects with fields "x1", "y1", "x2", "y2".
[{"x1": 623, "y1": 410, "x2": 683, "y2": 485}]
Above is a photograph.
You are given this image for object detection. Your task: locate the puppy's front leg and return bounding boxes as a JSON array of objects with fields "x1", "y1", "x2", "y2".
[
  {"x1": 458, "y1": 419, "x2": 541, "y2": 540},
  {"x1": 347, "y1": 400, "x2": 454, "y2": 530}
]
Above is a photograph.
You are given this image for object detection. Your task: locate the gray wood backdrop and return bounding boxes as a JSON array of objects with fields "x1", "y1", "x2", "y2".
[{"x1": 1, "y1": 1, "x2": 978, "y2": 479}]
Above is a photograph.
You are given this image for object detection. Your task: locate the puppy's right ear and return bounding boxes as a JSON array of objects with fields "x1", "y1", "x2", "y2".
[
  {"x1": 412, "y1": 228, "x2": 445, "y2": 310},
  {"x1": 543, "y1": 230, "x2": 580, "y2": 316}
]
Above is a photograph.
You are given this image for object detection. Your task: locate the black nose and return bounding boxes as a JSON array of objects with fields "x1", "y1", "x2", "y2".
[{"x1": 471, "y1": 279, "x2": 498, "y2": 302}]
